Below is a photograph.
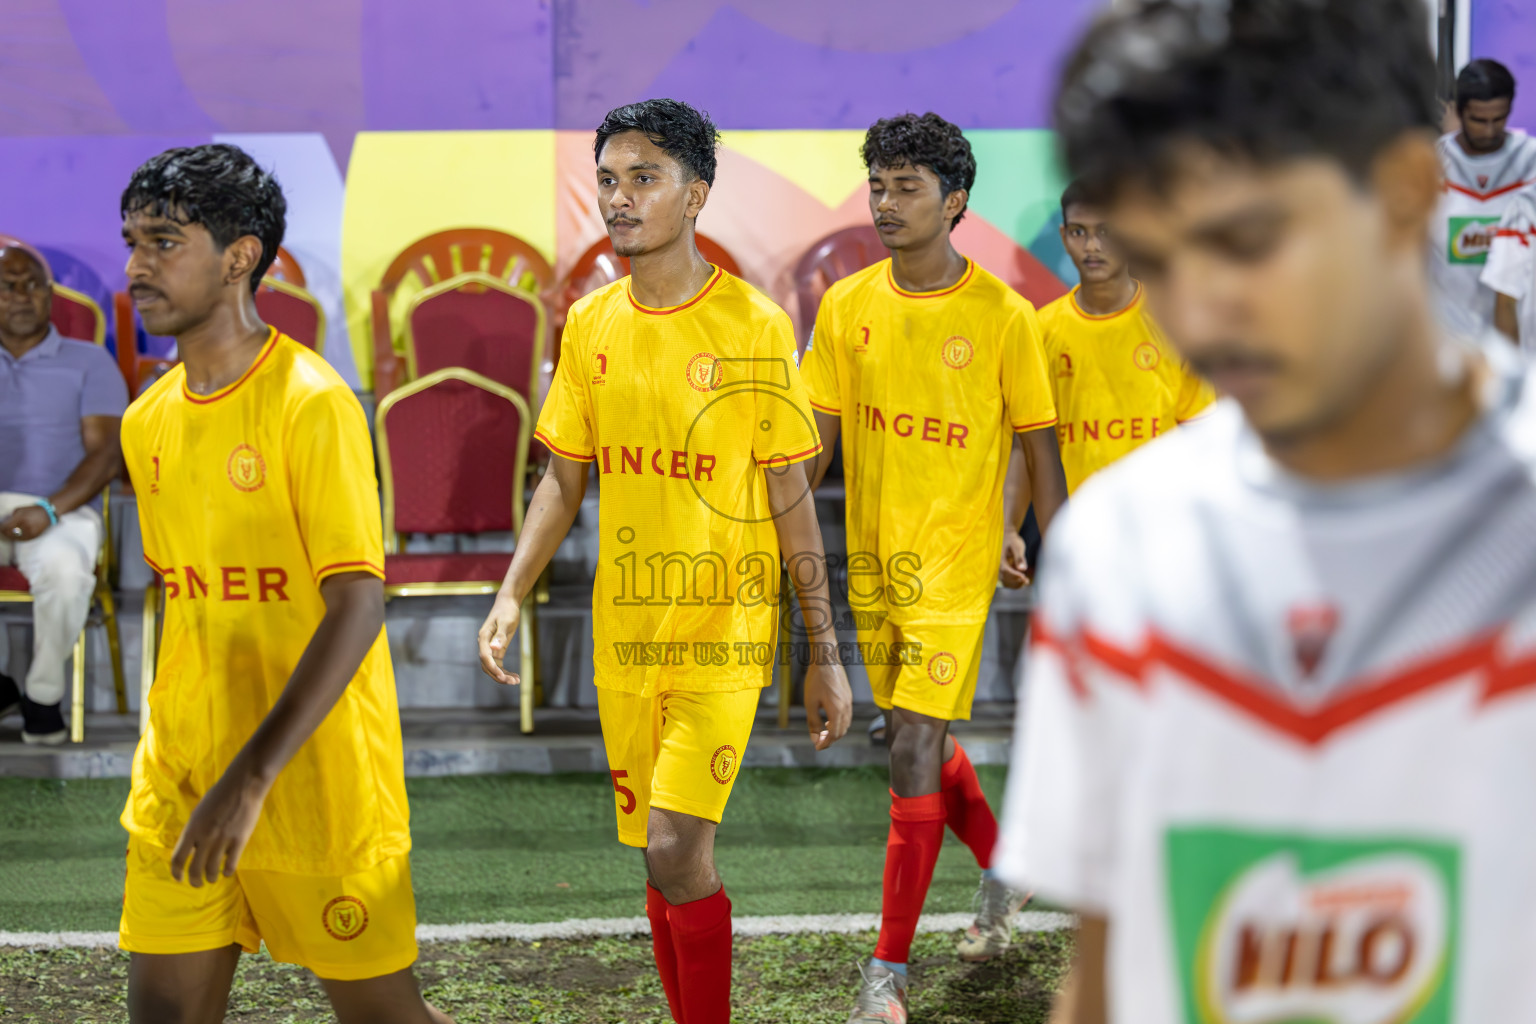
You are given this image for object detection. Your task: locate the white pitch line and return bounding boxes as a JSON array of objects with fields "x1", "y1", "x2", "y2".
[{"x1": 1, "y1": 911, "x2": 1074, "y2": 950}]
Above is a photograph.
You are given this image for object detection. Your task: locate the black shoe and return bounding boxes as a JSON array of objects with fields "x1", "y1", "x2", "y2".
[
  {"x1": 0, "y1": 673, "x2": 18, "y2": 719},
  {"x1": 20, "y1": 698, "x2": 66, "y2": 745}
]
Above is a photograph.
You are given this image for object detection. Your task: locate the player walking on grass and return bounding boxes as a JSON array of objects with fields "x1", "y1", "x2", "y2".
[
  {"x1": 998, "y1": 180, "x2": 1214, "y2": 586},
  {"x1": 997, "y1": 2, "x2": 1536, "y2": 1021},
  {"x1": 477, "y1": 99, "x2": 852, "y2": 1024},
  {"x1": 799, "y1": 112, "x2": 1068, "y2": 1024},
  {"x1": 117, "y1": 145, "x2": 448, "y2": 1023}
]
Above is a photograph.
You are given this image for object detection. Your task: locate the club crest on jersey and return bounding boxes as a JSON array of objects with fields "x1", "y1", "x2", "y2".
[
  {"x1": 1288, "y1": 604, "x2": 1338, "y2": 678},
  {"x1": 686, "y1": 351, "x2": 722, "y2": 392},
  {"x1": 1168, "y1": 828, "x2": 1457, "y2": 1024},
  {"x1": 321, "y1": 895, "x2": 369, "y2": 941},
  {"x1": 927, "y1": 651, "x2": 959, "y2": 685},
  {"x1": 941, "y1": 336, "x2": 973, "y2": 370},
  {"x1": 1133, "y1": 342, "x2": 1161, "y2": 371},
  {"x1": 710, "y1": 744, "x2": 738, "y2": 784},
  {"x1": 592, "y1": 351, "x2": 608, "y2": 386},
  {"x1": 226, "y1": 444, "x2": 266, "y2": 492}
]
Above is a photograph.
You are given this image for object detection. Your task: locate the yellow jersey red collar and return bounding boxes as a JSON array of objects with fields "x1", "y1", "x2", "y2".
[
  {"x1": 626, "y1": 264, "x2": 725, "y2": 316},
  {"x1": 1068, "y1": 281, "x2": 1143, "y2": 322},
  {"x1": 885, "y1": 257, "x2": 976, "y2": 299},
  {"x1": 181, "y1": 326, "x2": 280, "y2": 405}
]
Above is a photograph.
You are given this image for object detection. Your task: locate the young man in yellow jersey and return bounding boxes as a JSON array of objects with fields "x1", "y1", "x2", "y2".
[
  {"x1": 477, "y1": 99, "x2": 852, "y2": 1024},
  {"x1": 115, "y1": 145, "x2": 448, "y2": 1024},
  {"x1": 799, "y1": 112, "x2": 1069, "y2": 1024},
  {"x1": 999, "y1": 181, "x2": 1215, "y2": 587}
]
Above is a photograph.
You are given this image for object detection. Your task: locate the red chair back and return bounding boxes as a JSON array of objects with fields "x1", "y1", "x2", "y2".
[
  {"x1": 264, "y1": 245, "x2": 306, "y2": 287},
  {"x1": 404, "y1": 273, "x2": 544, "y2": 406},
  {"x1": 380, "y1": 228, "x2": 554, "y2": 298},
  {"x1": 376, "y1": 369, "x2": 531, "y2": 539},
  {"x1": 255, "y1": 279, "x2": 325, "y2": 353},
  {"x1": 792, "y1": 225, "x2": 887, "y2": 354},
  {"x1": 50, "y1": 285, "x2": 107, "y2": 345}
]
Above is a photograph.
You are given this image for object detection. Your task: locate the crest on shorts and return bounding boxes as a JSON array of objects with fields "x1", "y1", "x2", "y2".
[
  {"x1": 321, "y1": 895, "x2": 369, "y2": 941},
  {"x1": 710, "y1": 744, "x2": 739, "y2": 784},
  {"x1": 1287, "y1": 603, "x2": 1339, "y2": 678},
  {"x1": 226, "y1": 443, "x2": 266, "y2": 492},
  {"x1": 941, "y1": 335, "x2": 973, "y2": 370},
  {"x1": 686, "y1": 351, "x2": 722, "y2": 392},
  {"x1": 927, "y1": 651, "x2": 959, "y2": 686},
  {"x1": 1133, "y1": 342, "x2": 1161, "y2": 371}
]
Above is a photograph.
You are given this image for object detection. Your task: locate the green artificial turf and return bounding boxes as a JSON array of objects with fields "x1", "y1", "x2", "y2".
[
  {"x1": 0, "y1": 766, "x2": 1012, "y2": 932},
  {"x1": 0, "y1": 928, "x2": 1074, "y2": 1023}
]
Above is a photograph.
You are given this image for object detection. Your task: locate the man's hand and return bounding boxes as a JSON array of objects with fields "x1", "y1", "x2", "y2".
[
  {"x1": 0, "y1": 505, "x2": 51, "y2": 542},
  {"x1": 1000, "y1": 533, "x2": 1030, "y2": 589},
  {"x1": 171, "y1": 754, "x2": 270, "y2": 886},
  {"x1": 477, "y1": 590, "x2": 523, "y2": 685},
  {"x1": 804, "y1": 657, "x2": 853, "y2": 750}
]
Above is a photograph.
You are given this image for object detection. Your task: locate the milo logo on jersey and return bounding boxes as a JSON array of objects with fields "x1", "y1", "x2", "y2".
[
  {"x1": 1167, "y1": 827, "x2": 1458, "y2": 1024},
  {"x1": 1447, "y1": 216, "x2": 1500, "y2": 264}
]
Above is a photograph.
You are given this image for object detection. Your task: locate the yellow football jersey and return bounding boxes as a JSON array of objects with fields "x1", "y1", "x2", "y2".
[
  {"x1": 1038, "y1": 284, "x2": 1215, "y2": 494},
  {"x1": 800, "y1": 258, "x2": 1057, "y2": 626},
  {"x1": 535, "y1": 266, "x2": 822, "y2": 696},
  {"x1": 120, "y1": 329, "x2": 409, "y2": 876}
]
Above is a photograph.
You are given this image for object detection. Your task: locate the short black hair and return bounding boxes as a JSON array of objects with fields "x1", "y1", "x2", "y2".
[
  {"x1": 121, "y1": 143, "x2": 287, "y2": 294},
  {"x1": 1456, "y1": 58, "x2": 1516, "y2": 114},
  {"x1": 1060, "y1": 179, "x2": 1100, "y2": 223},
  {"x1": 1055, "y1": 0, "x2": 1439, "y2": 197},
  {"x1": 861, "y1": 112, "x2": 976, "y2": 229},
  {"x1": 594, "y1": 99, "x2": 721, "y2": 187}
]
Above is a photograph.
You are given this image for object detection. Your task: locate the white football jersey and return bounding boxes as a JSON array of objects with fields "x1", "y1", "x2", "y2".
[
  {"x1": 1431, "y1": 130, "x2": 1536, "y2": 337},
  {"x1": 1482, "y1": 182, "x2": 1536, "y2": 349},
  {"x1": 997, "y1": 346, "x2": 1536, "y2": 1023}
]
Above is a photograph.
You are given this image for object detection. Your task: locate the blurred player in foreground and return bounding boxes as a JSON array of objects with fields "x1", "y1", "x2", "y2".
[
  {"x1": 477, "y1": 99, "x2": 851, "y2": 1024},
  {"x1": 997, "y1": 1, "x2": 1536, "y2": 1021},
  {"x1": 800, "y1": 112, "x2": 1066, "y2": 1024},
  {"x1": 118, "y1": 145, "x2": 447, "y2": 1022},
  {"x1": 999, "y1": 180, "x2": 1213, "y2": 588},
  {"x1": 1431, "y1": 58, "x2": 1535, "y2": 338}
]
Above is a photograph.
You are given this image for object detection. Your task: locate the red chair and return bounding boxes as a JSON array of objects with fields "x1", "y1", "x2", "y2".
[
  {"x1": 402, "y1": 272, "x2": 545, "y2": 410},
  {"x1": 792, "y1": 225, "x2": 887, "y2": 355},
  {"x1": 255, "y1": 278, "x2": 326, "y2": 353},
  {"x1": 371, "y1": 229, "x2": 555, "y2": 401},
  {"x1": 375, "y1": 367, "x2": 537, "y2": 732},
  {"x1": 265, "y1": 245, "x2": 306, "y2": 286}
]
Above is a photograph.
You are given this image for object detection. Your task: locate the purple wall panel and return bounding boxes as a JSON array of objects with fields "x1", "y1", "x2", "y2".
[{"x1": 1474, "y1": 1, "x2": 1535, "y2": 131}]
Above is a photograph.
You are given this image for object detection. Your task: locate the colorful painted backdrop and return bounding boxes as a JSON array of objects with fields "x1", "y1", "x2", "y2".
[{"x1": 1, "y1": 1, "x2": 1529, "y2": 386}]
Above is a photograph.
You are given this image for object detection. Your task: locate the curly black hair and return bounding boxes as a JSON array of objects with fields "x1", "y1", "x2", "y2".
[
  {"x1": 121, "y1": 144, "x2": 287, "y2": 294},
  {"x1": 1055, "y1": 0, "x2": 1439, "y2": 197},
  {"x1": 594, "y1": 99, "x2": 722, "y2": 186},
  {"x1": 1456, "y1": 58, "x2": 1516, "y2": 114},
  {"x1": 861, "y1": 112, "x2": 976, "y2": 229}
]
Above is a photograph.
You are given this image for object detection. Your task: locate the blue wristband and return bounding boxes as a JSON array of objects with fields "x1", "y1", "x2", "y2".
[{"x1": 34, "y1": 499, "x2": 58, "y2": 527}]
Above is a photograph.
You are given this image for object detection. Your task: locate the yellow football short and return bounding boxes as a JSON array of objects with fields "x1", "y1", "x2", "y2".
[
  {"x1": 596, "y1": 686, "x2": 761, "y2": 847},
  {"x1": 862, "y1": 617, "x2": 986, "y2": 721},
  {"x1": 119, "y1": 837, "x2": 419, "y2": 981}
]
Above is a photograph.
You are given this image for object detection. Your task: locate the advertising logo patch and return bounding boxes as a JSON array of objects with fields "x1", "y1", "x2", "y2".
[
  {"x1": 1448, "y1": 216, "x2": 1500, "y2": 264},
  {"x1": 1167, "y1": 827, "x2": 1458, "y2": 1024}
]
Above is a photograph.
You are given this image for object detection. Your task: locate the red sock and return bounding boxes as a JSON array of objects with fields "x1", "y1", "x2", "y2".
[
  {"x1": 873, "y1": 790, "x2": 947, "y2": 964},
  {"x1": 646, "y1": 883, "x2": 686, "y2": 1024},
  {"x1": 941, "y1": 740, "x2": 999, "y2": 870},
  {"x1": 668, "y1": 885, "x2": 733, "y2": 1024}
]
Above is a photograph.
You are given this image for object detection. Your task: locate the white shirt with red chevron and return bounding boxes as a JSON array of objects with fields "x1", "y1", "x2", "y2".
[
  {"x1": 1432, "y1": 130, "x2": 1536, "y2": 338},
  {"x1": 997, "y1": 348, "x2": 1536, "y2": 1023},
  {"x1": 1482, "y1": 182, "x2": 1536, "y2": 348}
]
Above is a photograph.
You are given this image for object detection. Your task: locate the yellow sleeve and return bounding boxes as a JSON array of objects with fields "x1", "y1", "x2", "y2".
[
  {"x1": 800, "y1": 291, "x2": 842, "y2": 415},
  {"x1": 755, "y1": 315, "x2": 824, "y2": 469},
  {"x1": 1001, "y1": 304, "x2": 1059, "y2": 432},
  {"x1": 533, "y1": 308, "x2": 597, "y2": 463},
  {"x1": 287, "y1": 387, "x2": 386, "y2": 582},
  {"x1": 1174, "y1": 365, "x2": 1217, "y2": 422}
]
